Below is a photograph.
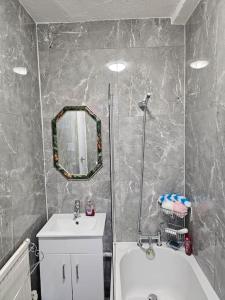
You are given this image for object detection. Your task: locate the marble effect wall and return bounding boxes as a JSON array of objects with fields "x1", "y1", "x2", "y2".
[
  {"x1": 37, "y1": 19, "x2": 185, "y2": 248},
  {"x1": 37, "y1": 22, "x2": 115, "y2": 251},
  {"x1": 185, "y1": 0, "x2": 225, "y2": 298},
  {"x1": 114, "y1": 20, "x2": 185, "y2": 241},
  {"x1": 0, "y1": 0, "x2": 46, "y2": 290}
]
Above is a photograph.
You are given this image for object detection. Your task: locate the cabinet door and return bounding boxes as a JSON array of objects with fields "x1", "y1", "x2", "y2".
[
  {"x1": 71, "y1": 254, "x2": 104, "y2": 300},
  {"x1": 40, "y1": 253, "x2": 72, "y2": 300}
]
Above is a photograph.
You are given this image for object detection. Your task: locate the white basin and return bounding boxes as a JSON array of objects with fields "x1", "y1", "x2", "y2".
[{"x1": 37, "y1": 213, "x2": 106, "y2": 238}]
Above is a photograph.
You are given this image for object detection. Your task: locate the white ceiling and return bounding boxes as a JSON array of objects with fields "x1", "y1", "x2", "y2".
[{"x1": 19, "y1": 0, "x2": 201, "y2": 24}]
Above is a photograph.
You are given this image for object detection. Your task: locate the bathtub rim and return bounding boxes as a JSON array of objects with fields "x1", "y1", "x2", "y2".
[{"x1": 113, "y1": 242, "x2": 219, "y2": 300}]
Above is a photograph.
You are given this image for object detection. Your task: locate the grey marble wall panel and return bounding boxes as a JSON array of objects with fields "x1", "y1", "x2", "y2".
[
  {"x1": 37, "y1": 19, "x2": 184, "y2": 249},
  {"x1": 186, "y1": 0, "x2": 225, "y2": 298},
  {"x1": 37, "y1": 25, "x2": 115, "y2": 250},
  {"x1": 118, "y1": 19, "x2": 184, "y2": 48},
  {"x1": 0, "y1": 1, "x2": 46, "y2": 289},
  {"x1": 115, "y1": 46, "x2": 185, "y2": 240}
]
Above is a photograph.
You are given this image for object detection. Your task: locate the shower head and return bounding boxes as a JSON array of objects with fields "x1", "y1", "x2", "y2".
[
  {"x1": 138, "y1": 101, "x2": 147, "y2": 111},
  {"x1": 138, "y1": 93, "x2": 151, "y2": 111}
]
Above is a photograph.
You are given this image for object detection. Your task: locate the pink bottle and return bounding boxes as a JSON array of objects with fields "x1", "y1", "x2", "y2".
[
  {"x1": 85, "y1": 200, "x2": 95, "y2": 216},
  {"x1": 184, "y1": 233, "x2": 193, "y2": 256}
]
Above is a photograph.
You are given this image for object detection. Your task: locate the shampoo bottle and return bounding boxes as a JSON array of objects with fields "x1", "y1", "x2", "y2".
[{"x1": 184, "y1": 233, "x2": 193, "y2": 256}]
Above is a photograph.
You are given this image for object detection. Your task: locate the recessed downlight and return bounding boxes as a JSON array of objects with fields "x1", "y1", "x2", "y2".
[
  {"x1": 189, "y1": 60, "x2": 209, "y2": 70},
  {"x1": 13, "y1": 67, "x2": 28, "y2": 76},
  {"x1": 107, "y1": 62, "x2": 126, "y2": 72}
]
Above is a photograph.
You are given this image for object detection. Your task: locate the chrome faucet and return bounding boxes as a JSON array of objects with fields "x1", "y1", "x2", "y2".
[
  {"x1": 137, "y1": 232, "x2": 162, "y2": 260},
  {"x1": 137, "y1": 231, "x2": 162, "y2": 248},
  {"x1": 151, "y1": 231, "x2": 162, "y2": 247},
  {"x1": 73, "y1": 200, "x2": 81, "y2": 220}
]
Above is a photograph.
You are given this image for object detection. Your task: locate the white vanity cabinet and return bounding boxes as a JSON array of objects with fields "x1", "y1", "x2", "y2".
[
  {"x1": 37, "y1": 214, "x2": 106, "y2": 300},
  {"x1": 39, "y1": 253, "x2": 72, "y2": 300},
  {"x1": 71, "y1": 254, "x2": 103, "y2": 299}
]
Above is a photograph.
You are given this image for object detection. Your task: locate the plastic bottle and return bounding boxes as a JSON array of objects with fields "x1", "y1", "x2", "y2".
[
  {"x1": 31, "y1": 290, "x2": 38, "y2": 300},
  {"x1": 184, "y1": 233, "x2": 193, "y2": 256},
  {"x1": 85, "y1": 199, "x2": 95, "y2": 216}
]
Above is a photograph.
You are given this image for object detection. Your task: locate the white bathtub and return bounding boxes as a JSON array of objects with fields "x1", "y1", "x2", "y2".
[{"x1": 112, "y1": 242, "x2": 219, "y2": 300}]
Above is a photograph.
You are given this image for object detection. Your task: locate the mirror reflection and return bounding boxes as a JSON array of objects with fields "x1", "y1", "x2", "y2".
[{"x1": 52, "y1": 106, "x2": 102, "y2": 180}]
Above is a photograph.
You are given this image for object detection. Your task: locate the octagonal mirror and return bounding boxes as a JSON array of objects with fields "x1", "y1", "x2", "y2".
[{"x1": 52, "y1": 106, "x2": 102, "y2": 180}]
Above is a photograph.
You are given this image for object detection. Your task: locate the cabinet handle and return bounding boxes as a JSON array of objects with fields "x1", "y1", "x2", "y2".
[
  {"x1": 62, "y1": 264, "x2": 66, "y2": 281},
  {"x1": 76, "y1": 264, "x2": 79, "y2": 282}
]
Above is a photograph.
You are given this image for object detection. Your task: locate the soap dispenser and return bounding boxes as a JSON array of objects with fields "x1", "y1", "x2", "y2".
[{"x1": 85, "y1": 199, "x2": 95, "y2": 216}]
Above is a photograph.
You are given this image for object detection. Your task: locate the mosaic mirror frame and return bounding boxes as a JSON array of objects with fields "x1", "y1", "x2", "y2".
[{"x1": 52, "y1": 106, "x2": 103, "y2": 180}]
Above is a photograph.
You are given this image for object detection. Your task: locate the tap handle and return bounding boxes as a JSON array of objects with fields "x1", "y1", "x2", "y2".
[
  {"x1": 74, "y1": 200, "x2": 80, "y2": 211},
  {"x1": 157, "y1": 231, "x2": 162, "y2": 246},
  {"x1": 74, "y1": 200, "x2": 80, "y2": 207}
]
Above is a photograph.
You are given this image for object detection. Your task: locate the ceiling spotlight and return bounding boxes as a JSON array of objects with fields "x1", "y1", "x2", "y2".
[
  {"x1": 107, "y1": 62, "x2": 126, "y2": 72},
  {"x1": 13, "y1": 67, "x2": 28, "y2": 76},
  {"x1": 189, "y1": 60, "x2": 209, "y2": 70}
]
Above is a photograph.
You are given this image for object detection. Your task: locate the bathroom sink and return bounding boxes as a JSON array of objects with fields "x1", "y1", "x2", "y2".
[{"x1": 37, "y1": 213, "x2": 106, "y2": 238}]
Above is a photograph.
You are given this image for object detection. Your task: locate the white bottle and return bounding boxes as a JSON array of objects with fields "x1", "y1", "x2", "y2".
[{"x1": 31, "y1": 290, "x2": 38, "y2": 300}]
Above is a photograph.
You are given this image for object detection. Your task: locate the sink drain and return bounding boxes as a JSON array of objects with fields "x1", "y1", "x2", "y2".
[{"x1": 148, "y1": 294, "x2": 157, "y2": 300}]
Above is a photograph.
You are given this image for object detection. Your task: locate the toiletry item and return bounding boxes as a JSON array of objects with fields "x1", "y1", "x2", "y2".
[
  {"x1": 177, "y1": 228, "x2": 188, "y2": 234},
  {"x1": 172, "y1": 201, "x2": 188, "y2": 217},
  {"x1": 162, "y1": 200, "x2": 173, "y2": 212},
  {"x1": 158, "y1": 193, "x2": 191, "y2": 208},
  {"x1": 177, "y1": 195, "x2": 191, "y2": 207},
  {"x1": 31, "y1": 290, "x2": 38, "y2": 300},
  {"x1": 167, "y1": 240, "x2": 182, "y2": 250},
  {"x1": 184, "y1": 233, "x2": 193, "y2": 256},
  {"x1": 161, "y1": 198, "x2": 188, "y2": 218},
  {"x1": 158, "y1": 194, "x2": 171, "y2": 204},
  {"x1": 85, "y1": 199, "x2": 95, "y2": 216}
]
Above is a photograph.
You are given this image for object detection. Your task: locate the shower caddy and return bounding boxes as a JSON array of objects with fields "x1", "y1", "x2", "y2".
[{"x1": 159, "y1": 204, "x2": 191, "y2": 243}]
